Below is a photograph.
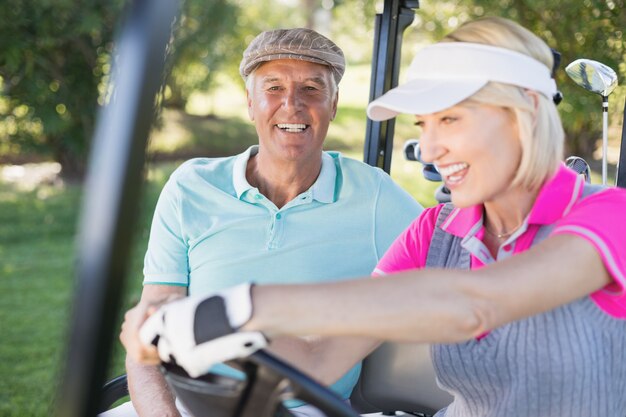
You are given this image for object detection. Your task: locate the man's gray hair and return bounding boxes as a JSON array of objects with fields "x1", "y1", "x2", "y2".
[{"x1": 244, "y1": 65, "x2": 338, "y2": 97}]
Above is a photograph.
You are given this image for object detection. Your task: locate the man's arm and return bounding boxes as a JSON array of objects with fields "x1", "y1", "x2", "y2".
[
  {"x1": 265, "y1": 335, "x2": 380, "y2": 386},
  {"x1": 123, "y1": 284, "x2": 186, "y2": 417}
]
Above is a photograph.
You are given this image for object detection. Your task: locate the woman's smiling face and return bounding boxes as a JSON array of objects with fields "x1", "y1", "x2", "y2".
[{"x1": 416, "y1": 103, "x2": 523, "y2": 208}]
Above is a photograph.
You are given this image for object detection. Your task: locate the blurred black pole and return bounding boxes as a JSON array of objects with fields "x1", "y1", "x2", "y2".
[
  {"x1": 54, "y1": 1, "x2": 179, "y2": 416},
  {"x1": 363, "y1": 0, "x2": 418, "y2": 173}
]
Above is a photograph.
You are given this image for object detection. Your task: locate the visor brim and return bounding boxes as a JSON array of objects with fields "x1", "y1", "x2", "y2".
[{"x1": 367, "y1": 79, "x2": 487, "y2": 121}]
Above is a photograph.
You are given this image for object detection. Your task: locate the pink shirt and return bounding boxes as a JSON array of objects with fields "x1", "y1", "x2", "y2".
[{"x1": 375, "y1": 164, "x2": 626, "y2": 318}]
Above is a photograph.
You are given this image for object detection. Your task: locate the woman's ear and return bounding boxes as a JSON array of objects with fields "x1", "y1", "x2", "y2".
[
  {"x1": 525, "y1": 90, "x2": 540, "y2": 112},
  {"x1": 525, "y1": 90, "x2": 541, "y2": 127}
]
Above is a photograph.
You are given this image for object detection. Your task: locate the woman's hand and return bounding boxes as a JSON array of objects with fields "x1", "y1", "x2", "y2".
[{"x1": 134, "y1": 283, "x2": 267, "y2": 378}]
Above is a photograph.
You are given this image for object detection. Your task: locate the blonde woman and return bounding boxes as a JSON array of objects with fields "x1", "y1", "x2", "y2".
[{"x1": 124, "y1": 17, "x2": 626, "y2": 416}]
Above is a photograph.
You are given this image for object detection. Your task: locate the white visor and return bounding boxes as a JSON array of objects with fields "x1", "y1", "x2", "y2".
[{"x1": 367, "y1": 42, "x2": 557, "y2": 121}]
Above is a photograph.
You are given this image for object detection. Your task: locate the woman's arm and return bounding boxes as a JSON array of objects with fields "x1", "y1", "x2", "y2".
[
  {"x1": 123, "y1": 285, "x2": 380, "y2": 389},
  {"x1": 128, "y1": 233, "x2": 611, "y2": 387},
  {"x1": 247, "y1": 233, "x2": 611, "y2": 343}
]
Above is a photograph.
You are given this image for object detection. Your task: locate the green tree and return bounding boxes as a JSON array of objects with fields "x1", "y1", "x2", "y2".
[
  {"x1": 4, "y1": 0, "x2": 623, "y2": 177},
  {"x1": 0, "y1": 0, "x2": 242, "y2": 179},
  {"x1": 215, "y1": 0, "x2": 311, "y2": 84},
  {"x1": 164, "y1": 0, "x2": 240, "y2": 109},
  {"x1": 411, "y1": 0, "x2": 626, "y2": 160},
  {"x1": 472, "y1": 0, "x2": 625, "y2": 159},
  {"x1": 0, "y1": 0, "x2": 125, "y2": 178}
]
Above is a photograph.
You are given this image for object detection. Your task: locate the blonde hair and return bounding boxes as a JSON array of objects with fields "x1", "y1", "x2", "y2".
[{"x1": 442, "y1": 17, "x2": 563, "y2": 190}]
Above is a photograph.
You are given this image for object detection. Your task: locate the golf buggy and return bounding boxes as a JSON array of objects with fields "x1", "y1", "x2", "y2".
[{"x1": 54, "y1": 1, "x2": 626, "y2": 416}]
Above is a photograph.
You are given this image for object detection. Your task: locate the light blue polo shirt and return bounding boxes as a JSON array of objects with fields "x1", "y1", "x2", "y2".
[{"x1": 143, "y1": 146, "x2": 423, "y2": 403}]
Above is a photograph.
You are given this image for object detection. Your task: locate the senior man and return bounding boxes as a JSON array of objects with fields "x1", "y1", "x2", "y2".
[{"x1": 110, "y1": 28, "x2": 422, "y2": 417}]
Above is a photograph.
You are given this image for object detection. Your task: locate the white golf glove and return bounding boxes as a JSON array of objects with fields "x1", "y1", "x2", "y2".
[{"x1": 139, "y1": 283, "x2": 267, "y2": 378}]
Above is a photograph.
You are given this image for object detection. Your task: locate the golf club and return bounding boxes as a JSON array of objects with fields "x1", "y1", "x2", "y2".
[
  {"x1": 565, "y1": 156, "x2": 591, "y2": 183},
  {"x1": 565, "y1": 59, "x2": 618, "y2": 185}
]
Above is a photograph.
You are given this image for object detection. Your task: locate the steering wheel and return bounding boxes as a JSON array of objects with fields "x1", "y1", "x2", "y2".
[{"x1": 161, "y1": 350, "x2": 360, "y2": 417}]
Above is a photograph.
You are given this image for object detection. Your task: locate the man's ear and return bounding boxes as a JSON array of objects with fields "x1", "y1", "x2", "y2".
[
  {"x1": 330, "y1": 92, "x2": 339, "y2": 121},
  {"x1": 246, "y1": 89, "x2": 254, "y2": 121}
]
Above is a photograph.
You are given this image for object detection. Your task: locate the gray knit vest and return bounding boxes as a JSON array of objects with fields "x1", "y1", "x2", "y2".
[{"x1": 427, "y1": 184, "x2": 626, "y2": 417}]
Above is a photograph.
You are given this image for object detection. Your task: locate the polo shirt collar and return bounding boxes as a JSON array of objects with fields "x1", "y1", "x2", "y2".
[
  {"x1": 527, "y1": 162, "x2": 584, "y2": 225},
  {"x1": 440, "y1": 163, "x2": 583, "y2": 237},
  {"x1": 232, "y1": 146, "x2": 337, "y2": 203},
  {"x1": 233, "y1": 146, "x2": 258, "y2": 198},
  {"x1": 310, "y1": 152, "x2": 337, "y2": 203}
]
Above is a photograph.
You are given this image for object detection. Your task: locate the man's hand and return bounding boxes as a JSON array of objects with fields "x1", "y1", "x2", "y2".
[
  {"x1": 138, "y1": 283, "x2": 267, "y2": 378},
  {"x1": 121, "y1": 292, "x2": 185, "y2": 365}
]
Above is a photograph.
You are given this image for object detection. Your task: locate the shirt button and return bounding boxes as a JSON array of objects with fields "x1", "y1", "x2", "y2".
[
  {"x1": 254, "y1": 194, "x2": 262, "y2": 200},
  {"x1": 503, "y1": 244, "x2": 512, "y2": 252},
  {"x1": 276, "y1": 213, "x2": 282, "y2": 219}
]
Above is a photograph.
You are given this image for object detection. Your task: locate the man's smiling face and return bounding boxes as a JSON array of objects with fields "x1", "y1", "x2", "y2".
[{"x1": 246, "y1": 59, "x2": 338, "y2": 164}]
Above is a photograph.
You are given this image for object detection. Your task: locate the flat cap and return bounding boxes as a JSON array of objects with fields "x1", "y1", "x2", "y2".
[{"x1": 239, "y1": 28, "x2": 345, "y2": 84}]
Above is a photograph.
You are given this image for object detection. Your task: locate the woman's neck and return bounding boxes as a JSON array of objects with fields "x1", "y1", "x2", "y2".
[
  {"x1": 484, "y1": 185, "x2": 538, "y2": 232},
  {"x1": 482, "y1": 185, "x2": 539, "y2": 255}
]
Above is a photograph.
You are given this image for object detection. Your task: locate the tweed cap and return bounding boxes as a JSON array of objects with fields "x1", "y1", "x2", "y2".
[{"x1": 239, "y1": 28, "x2": 345, "y2": 84}]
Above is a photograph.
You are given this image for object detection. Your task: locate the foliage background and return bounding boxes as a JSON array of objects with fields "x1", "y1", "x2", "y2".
[{"x1": 1, "y1": 0, "x2": 624, "y2": 178}]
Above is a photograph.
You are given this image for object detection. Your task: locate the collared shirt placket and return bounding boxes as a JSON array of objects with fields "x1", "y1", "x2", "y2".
[
  {"x1": 244, "y1": 189, "x2": 315, "y2": 250},
  {"x1": 461, "y1": 217, "x2": 529, "y2": 265}
]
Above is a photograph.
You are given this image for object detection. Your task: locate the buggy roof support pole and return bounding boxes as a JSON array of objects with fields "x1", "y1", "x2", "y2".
[
  {"x1": 616, "y1": 98, "x2": 626, "y2": 188},
  {"x1": 54, "y1": 1, "x2": 179, "y2": 416},
  {"x1": 363, "y1": 0, "x2": 419, "y2": 173}
]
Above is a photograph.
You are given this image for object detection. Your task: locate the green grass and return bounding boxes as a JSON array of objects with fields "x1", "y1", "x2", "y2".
[
  {"x1": 0, "y1": 163, "x2": 182, "y2": 417},
  {"x1": 0, "y1": 183, "x2": 80, "y2": 416}
]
